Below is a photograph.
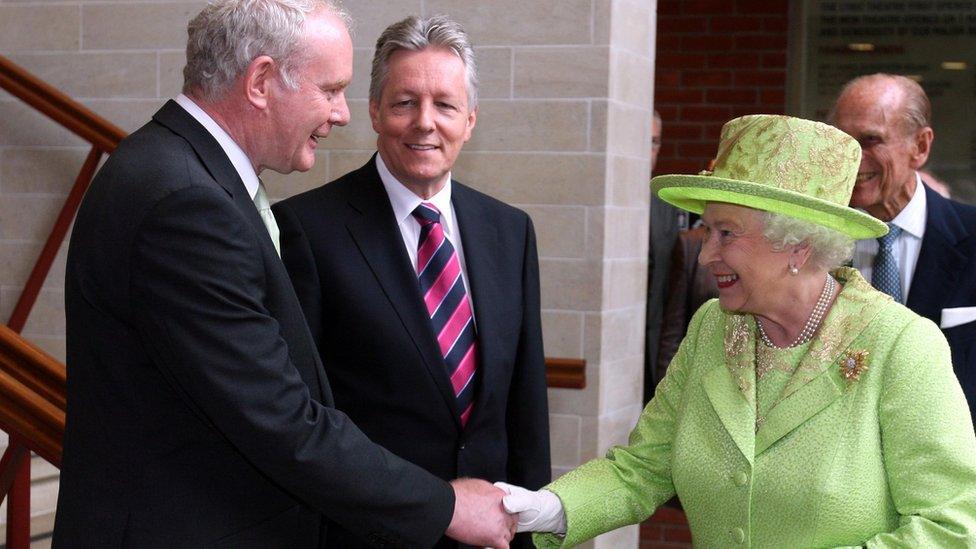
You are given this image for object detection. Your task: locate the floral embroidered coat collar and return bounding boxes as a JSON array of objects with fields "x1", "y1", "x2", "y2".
[{"x1": 707, "y1": 267, "x2": 889, "y2": 461}]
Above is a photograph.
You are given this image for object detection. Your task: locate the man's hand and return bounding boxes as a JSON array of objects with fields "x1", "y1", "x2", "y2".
[{"x1": 445, "y1": 478, "x2": 517, "y2": 548}]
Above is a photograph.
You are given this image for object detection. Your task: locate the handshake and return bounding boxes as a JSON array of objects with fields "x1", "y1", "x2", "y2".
[{"x1": 447, "y1": 478, "x2": 566, "y2": 548}]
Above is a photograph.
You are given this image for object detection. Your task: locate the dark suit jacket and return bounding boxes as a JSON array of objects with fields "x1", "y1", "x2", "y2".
[
  {"x1": 656, "y1": 226, "x2": 718, "y2": 384},
  {"x1": 273, "y1": 158, "x2": 551, "y2": 548},
  {"x1": 53, "y1": 102, "x2": 453, "y2": 549},
  {"x1": 906, "y1": 183, "x2": 976, "y2": 421},
  {"x1": 644, "y1": 195, "x2": 683, "y2": 401}
]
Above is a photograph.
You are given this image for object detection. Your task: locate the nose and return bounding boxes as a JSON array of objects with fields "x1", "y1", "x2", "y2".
[
  {"x1": 330, "y1": 91, "x2": 350, "y2": 127},
  {"x1": 698, "y1": 229, "x2": 718, "y2": 267},
  {"x1": 413, "y1": 101, "x2": 435, "y2": 132}
]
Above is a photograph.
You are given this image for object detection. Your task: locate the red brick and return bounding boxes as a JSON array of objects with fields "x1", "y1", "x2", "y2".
[
  {"x1": 656, "y1": 33, "x2": 683, "y2": 53},
  {"x1": 708, "y1": 53, "x2": 761, "y2": 69},
  {"x1": 655, "y1": 88, "x2": 704, "y2": 103},
  {"x1": 640, "y1": 522, "x2": 665, "y2": 540},
  {"x1": 664, "y1": 525, "x2": 694, "y2": 542},
  {"x1": 735, "y1": 0, "x2": 789, "y2": 14},
  {"x1": 658, "y1": 16, "x2": 708, "y2": 33},
  {"x1": 710, "y1": 16, "x2": 763, "y2": 33},
  {"x1": 658, "y1": 158, "x2": 706, "y2": 174},
  {"x1": 659, "y1": 142, "x2": 677, "y2": 157},
  {"x1": 656, "y1": 52, "x2": 708, "y2": 69},
  {"x1": 681, "y1": 35, "x2": 734, "y2": 52},
  {"x1": 706, "y1": 88, "x2": 757, "y2": 104},
  {"x1": 762, "y1": 51, "x2": 787, "y2": 69},
  {"x1": 656, "y1": 69, "x2": 681, "y2": 87},
  {"x1": 730, "y1": 104, "x2": 783, "y2": 117},
  {"x1": 679, "y1": 142, "x2": 719, "y2": 157},
  {"x1": 735, "y1": 34, "x2": 788, "y2": 51},
  {"x1": 656, "y1": 105, "x2": 679, "y2": 120},
  {"x1": 640, "y1": 542, "x2": 693, "y2": 549},
  {"x1": 763, "y1": 16, "x2": 789, "y2": 32},
  {"x1": 683, "y1": 0, "x2": 728, "y2": 13},
  {"x1": 760, "y1": 88, "x2": 786, "y2": 106},
  {"x1": 705, "y1": 123, "x2": 725, "y2": 140},
  {"x1": 681, "y1": 105, "x2": 729, "y2": 121},
  {"x1": 657, "y1": 0, "x2": 683, "y2": 16},
  {"x1": 733, "y1": 70, "x2": 786, "y2": 87},
  {"x1": 662, "y1": 123, "x2": 703, "y2": 140},
  {"x1": 682, "y1": 70, "x2": 731, "y2": 87},
  {"x1": 649, "y1": 506, "x2": 689, "y2": 524}
]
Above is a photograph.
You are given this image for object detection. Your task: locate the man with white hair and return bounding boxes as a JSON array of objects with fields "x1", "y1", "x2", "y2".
[{"x1": 54, "y1": 1, "x2": 515, "y2": 547}]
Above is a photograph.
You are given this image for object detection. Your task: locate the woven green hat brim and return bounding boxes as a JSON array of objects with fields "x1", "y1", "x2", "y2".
[{"x1": 652, "y1": 174, "x2": 888, "y2": 239}]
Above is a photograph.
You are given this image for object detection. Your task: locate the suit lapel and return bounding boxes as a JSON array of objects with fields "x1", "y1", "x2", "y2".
[
  {"x1": 907, "y1": 186, "x2": 969, "y2": 323},
  {"x1": 755, "y1": 268, "x2": 888, "y2": 455},
  {"x1": 452, "y1": 184, "x2": 503, "y2": 416},
  {"x1": 704, "y1": 313, "x2": 756, "y2": 464},
  {"x1": 152, "y1": 100, "x2": 330, "y2": 402},
  {"x1": 344, "y1": 163, "x2": 461, "y2": 424}
]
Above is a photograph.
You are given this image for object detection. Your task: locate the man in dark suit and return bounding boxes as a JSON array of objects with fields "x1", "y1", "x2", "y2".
[
  {"x1": 273, "y1": 15, "x2": 550, "y2": 548},
  {"x1": 53, "y1": 2, "x2": 515, "y2": 547},
  {"x1": 831, "y1": 73, "x2": 976, "y2": 422}
]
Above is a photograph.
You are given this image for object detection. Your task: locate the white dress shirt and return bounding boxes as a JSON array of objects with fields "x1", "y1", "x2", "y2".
[
  {"x1": 174, "y1": 94, "x2": 260, "y2": 201},
  {"x1": 853, "y1": 171, "x2": 927, "y2": 298},
  {"x1": 375, "y1": 153, "x2": 475, "y2": 316}
]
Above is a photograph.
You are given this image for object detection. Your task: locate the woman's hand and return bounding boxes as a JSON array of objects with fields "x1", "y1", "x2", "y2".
[{"x1": 494, "y1": 482, "x2": 567, "y2": 534}]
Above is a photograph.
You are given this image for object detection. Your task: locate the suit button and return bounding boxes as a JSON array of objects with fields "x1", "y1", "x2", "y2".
[
  {"x1": 730, "y1": 527, "x2": 745, "y2": 544},
  {"x1": 733, "y1": 472, "x2": 748, "y2": 486},
  {"x1": 459, "y1": 443, "x2": 466, "y2": 451}
]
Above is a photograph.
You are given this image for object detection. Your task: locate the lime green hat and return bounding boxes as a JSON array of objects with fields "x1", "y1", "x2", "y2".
[{"x1": 651, "y1": 114, "x2": 888, "y2": 239}]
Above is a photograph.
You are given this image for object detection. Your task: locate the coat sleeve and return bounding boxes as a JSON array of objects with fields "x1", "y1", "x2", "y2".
[
  {"x1": 129, "y1": 185, "x2": 455, "y2": 547},
  {"x1": 656, "y1": 230, "x2": 692, "y2": 379},
  {"x1": 861, "y1": 316, "x2": 976, "y2": 548},
  {"x1": 534, "y1": 304, "x2": 711, "y2": 548}
]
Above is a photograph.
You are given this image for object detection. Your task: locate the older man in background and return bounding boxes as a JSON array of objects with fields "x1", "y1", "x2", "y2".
[
  {"x1": 831, "y1": 73, "x2": 976, "y2": 422},
  {"x1": 274, "y1": 14, "x2": 550, "y2": 548},
  {"x1": 54, "y1": 1, "x2": 515, "y2": 547}
]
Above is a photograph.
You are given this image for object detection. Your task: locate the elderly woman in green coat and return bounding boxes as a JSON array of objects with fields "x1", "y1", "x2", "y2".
[{"x1": 499, "y1": 115, "x2": 976, "y2": 547}]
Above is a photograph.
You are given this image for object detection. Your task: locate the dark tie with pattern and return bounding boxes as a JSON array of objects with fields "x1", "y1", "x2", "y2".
[
  {"x1": 412, "y1": 202, "x2": 478, "y2": 426},
  {"x1": 872, "y1": 223, "x2": 903, "y2": 303}
]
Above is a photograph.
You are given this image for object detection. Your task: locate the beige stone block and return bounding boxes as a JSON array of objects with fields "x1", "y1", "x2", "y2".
[
  {"x1": 321, "y1": 100, "x2": 376, "y2": 150},
  {"x1": 609, "y1": 0, "x2": 652, "y2": 57},
  {"x1": 607, "y1": 262, "x2": 647, "y2": 315},
  {"x1": 342, "y1": 0, "x2": 424, "y2": 49},
  {"x1": 599, "y1": 356, "x2": 644, "y2": 415},
  {"x1": 609, "y1": 154, "x2": 650, "y2": 207},
  {"x1": 514, "y1": 47, "x2": 608, "y2": 99},
  {"x1": 589, "y1": 100, "x2": 608, "y2": 152},
  {"x1": 82, "y1": 3, "x2": 205, "y2": 50},
  {"x1": 592, "y1": 0, "x2": 611, "y2": 45},
  {"x1": 467, "y1": 100, "x2": 588, "y2": 151},
  {"x1": 425, "y1": 0, "x2": 591, "y2": 46},
  {"x1": 328, "y1": 150, "x2": 375, "y2": 181},
  {"x1": 82, "y1": 99, "x2": 166, "y2": 134},
  {"x1": 0, "y1": 194, "x2": 64, "y2": 240},
  {"x1": 598, "y1": 403, "x2": 642, "y2": 450},
  {"x1": 541, "y1": 310, "x2": 583, "y2": 358},
  {"x1": 604, "y1": 207, "x2": 647, "y2": 259},
  {"x1": 609, "y1": 49, "x2": 652, "y2": 108},
  {"x1": 583, "y1": 310, "x2": 603, "y2": 365},
  {"x1": 0, "y1": 102, "x2": 86, "y2": 147},
  {"x1": 347, "y1": 48, "x2": 374, "y2": 101},
  {"x1": 16, "y1": 287, "x2": 65, "y2": 336},
  {"x1": 451, "y1": 152, "x2": 605, "y2": 207},
  {"x1": 607, "y1": 102, "x2": 649, "y2": 158},
  {"x1": 8, "y1": 53, "x2": 157, "y2": 99},
  {"x1": 159, "y1": 51, "x2": 187, "y2": 99},
  {"x1": 0, "y1": 5, "x2": 80, "y2": 51},
  {"x1": 539, "y1": 258, "x2": 600, "y2": 310},
  {"x1": 548, "y1": 414, "x2": 581, "y2": 468},
  {"x1": 265, "y1": 152, "x2": 329, "y2": 201},
  {"x1": 547, "y1": 365, "x2": 598, "y2": 416},
  {"x1": 474, "y1": 47, "x2": 511, "y2": 100},
  {"x1": 598, "y1": 305, "x2": 644, "y2": 364},
  {"x1": 594, "y1": 525, "x2": 639, "y2": 549},
  {"x1": 522, "y1": 205, "x2": 585, "y2": 258},
  {"x1": 584, "y1": 207, "x2": 605, "y2": 260},
  {"x1": 579, "y1": 414, "x2": 602, "y2": 460},
  {"x1": 2, "y1": 148, "x2": 89, "y2": 194},
  {"x1": 23, "y1": 336, "x2": 66, "y2": 364},
  {"x1": 0, "y1": 241, "x2": 41, "y2": 288}
]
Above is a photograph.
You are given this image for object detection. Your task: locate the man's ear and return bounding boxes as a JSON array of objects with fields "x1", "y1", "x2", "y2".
[
  {"x1": 243, "y1": 55, "x2": 277, "y2": 110},
  {"x1": 909, "y1": 126, "x2": 934, "y2": 169}
]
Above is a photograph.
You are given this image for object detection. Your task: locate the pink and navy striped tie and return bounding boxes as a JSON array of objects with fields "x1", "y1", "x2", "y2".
[{"x1": 412, "y1": 202, "x2": 478, "y2": 426}]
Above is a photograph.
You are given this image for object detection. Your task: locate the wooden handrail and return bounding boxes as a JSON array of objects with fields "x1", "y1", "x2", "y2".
[
  {"x1": 0, "y1": 325, "x2": 65, "y2": 467},
  {"x1": 0, "y1": 55, "x2": 126, "y2": 152}
]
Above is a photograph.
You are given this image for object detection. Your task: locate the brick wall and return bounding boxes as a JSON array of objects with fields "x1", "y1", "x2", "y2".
[{"x1": 653, "y1": 0, "x2": 789, "y2": 175}]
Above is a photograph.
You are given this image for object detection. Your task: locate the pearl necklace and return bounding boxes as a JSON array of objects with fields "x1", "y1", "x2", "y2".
[{"x1": 756, "y1": 274, "x2": 836, "y2": 349}]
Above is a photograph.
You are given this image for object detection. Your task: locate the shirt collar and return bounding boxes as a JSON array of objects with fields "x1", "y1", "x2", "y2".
[
  {"x1": 375, "y1": 153, "x2": 454, "y2": 231},
  {"x1": 890, "y1": 171, "x2": 927, "y2": 239},
  {"x1": 174, "y1": 94, "x2": 261, "y2": 200}
]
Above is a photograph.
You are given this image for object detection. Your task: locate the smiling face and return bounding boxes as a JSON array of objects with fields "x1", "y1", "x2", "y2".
[
  {"x1": 369, "y1": 47, "x2": 476, "y2": 198},
  {"x1": 831, "y1": 78, "x2": 931, "y2": 221},
  {"x1": 698, "y1": 203, "x2": 793, "y2": 316},
  {"x1": 261, "y1": 9, "x2": 352, "y2": 174}
]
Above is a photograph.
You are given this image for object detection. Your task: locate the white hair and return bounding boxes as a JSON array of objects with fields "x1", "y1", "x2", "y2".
[
  {"x1": 183, "y1": 0, "x2": 350, "y2": 101},
  {"x1": 369, "y1": 14, "x2": 478, "y2": 109},
  {"x1": 761, "y1": 211, "x2": 855, "y2": 271}
]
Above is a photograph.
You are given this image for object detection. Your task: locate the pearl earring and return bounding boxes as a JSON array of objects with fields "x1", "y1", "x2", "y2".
[{"x1": 789, "y1": 265, "x2": 799, "y2": 275}]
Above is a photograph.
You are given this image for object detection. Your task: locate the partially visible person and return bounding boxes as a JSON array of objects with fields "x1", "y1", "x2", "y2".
[
  {"x1": 499, "y1": 115, "x2": 976, "y2": 547},
  {"x1": 645, "y1": 110, "x2": 688, "y2": 401},
  {"x1": 918, "y1": 169, "x2": 952, "y2": 198},
  {"x1": 656, "y1": 223, "x2": 718, "y2": 377},
  {"x1": 831, "y1": 73, "x2": 976, "y2": 422},
  {"x1": 273, "y1": 14, "x2": 549, "y2": 548},
  {"x1": 53, "y1": 1, "x2": 515, "y2": 547}
]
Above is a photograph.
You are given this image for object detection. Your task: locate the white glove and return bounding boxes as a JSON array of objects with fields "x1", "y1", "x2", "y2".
[{"x1": 494, "y1": 482, "x2": 567, "y2": 534}]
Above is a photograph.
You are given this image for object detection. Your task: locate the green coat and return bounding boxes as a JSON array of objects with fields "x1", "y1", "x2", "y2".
[{"x1": 538, "y1": 269, "x2": 976, "y2": 547}]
